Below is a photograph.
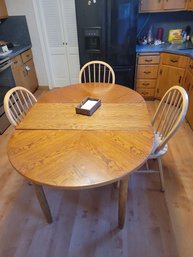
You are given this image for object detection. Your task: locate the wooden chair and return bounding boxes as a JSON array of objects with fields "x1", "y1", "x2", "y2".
[
  {"x1": 144, "y1": 86, "x2": 189, "y2": 192},
  {"x1": 79, "y1": 60, "x2": 115, "y2": 84},
  {"x1": 4, "y1": 86, "x2": 37, "y2": 126}
]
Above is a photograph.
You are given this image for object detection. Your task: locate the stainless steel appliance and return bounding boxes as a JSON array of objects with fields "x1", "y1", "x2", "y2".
[
  {"x1": 0, "y1": 57, "x2": 15, "y2": 134},
  {"x1": 75, "y1": 0, "x2": 139, "y2": 88}
]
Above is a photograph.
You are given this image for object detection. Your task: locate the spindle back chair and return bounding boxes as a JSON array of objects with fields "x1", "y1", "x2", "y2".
[
  {"x1": 79, "y1": 60, "x2": 115, "y2": 84},
  {"x1": 4, "y1": 86, "x2": 37, "y2": 127}
]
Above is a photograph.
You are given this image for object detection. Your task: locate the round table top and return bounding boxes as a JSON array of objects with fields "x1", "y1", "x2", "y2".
[{"x1": 8, "y1": 83, "x2": 154, "y2": 189}]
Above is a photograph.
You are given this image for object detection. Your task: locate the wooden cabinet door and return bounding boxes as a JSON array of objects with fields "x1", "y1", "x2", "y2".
[
  {"x1": 164, "y1": 0, "x2": 186, "y2": 10},
  {"x1": 0, "y1": 0, "x2": 8, "y2": 19},
  {"x1": 22, "y1": 59, "x2": 38, "y2": 93},
  {"x1": 12, "y1": 52, "x2": 38, "y2": 93},
  {"x1": 186, "y1": 85, "x2": 193, "y2": 129},
  {"x1": 140, "y1": 0, "x2": 163, "y2": 12},
  {"x1": 11, "y1": 55, "x2": 23, "y2": 86},
  {"x1": 184, "y1": 70, "x2": 193, "y2": 129},
  {"x1": 187, "y1": 0, "x2": 193, "y2": 9},
  {"x1": 183, "y1": 70, "x2": 193, "y2": 93},
  {"x1": 156, "y1": 65, "x2": 185, "y2": 99}
]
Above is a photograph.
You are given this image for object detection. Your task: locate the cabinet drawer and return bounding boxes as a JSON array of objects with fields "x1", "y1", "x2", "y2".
[
  {"x1": 136, "y1": 88, "x2": 155, "y2": 98},
  {"x1": 11, "y1": 55, "x2": 22, "y2": 69},
  {"x1": 21, "y1": 49, "x2": 32, "y2": 63},
  {"x1": 136, "y1": 79, "x2": 156, "y2": 89},
  {"x1": 162, "y1": 53, "x2": 188, "y2": 68},
  {"x1": 138, "y1": 55, "x2": 160, "y2": 65},
  {"x1": 137, "y1": 65, "x2": 158, "y2": 79}
]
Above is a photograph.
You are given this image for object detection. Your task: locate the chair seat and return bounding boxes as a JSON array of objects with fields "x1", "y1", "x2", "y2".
[{"x1": 149, "y1": 131, "x2": 168, "y2": 159}]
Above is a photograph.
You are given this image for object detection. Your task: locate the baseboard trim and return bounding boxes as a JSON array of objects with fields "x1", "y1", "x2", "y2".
[{"x1": 38, "y1": 85, "x2": 49, "y2": 90}]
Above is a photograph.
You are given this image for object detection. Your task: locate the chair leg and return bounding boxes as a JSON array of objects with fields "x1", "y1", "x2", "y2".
[
  {"x1": 145, "y1": 160, "x2": 149, "y2": 170},
  {"x1": 157, "y1": 157, "x2": 165, "y2": 192},
  {"x1": 113, "y1": 181, "x2": 120, "y2": 189}
]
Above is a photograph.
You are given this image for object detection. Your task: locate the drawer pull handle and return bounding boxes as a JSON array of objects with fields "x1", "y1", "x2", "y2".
[
  {"x1": 14, "y1": 61, "x2": 18, "y2": 64},
  {"x1": 170, "y1": 59, "x2": 178, "y2": 63},
  {"x1": 145, "y1": 59, "x2": 153, "y2": 62},
  {"x1": 142, "y1": 83, "x2": 150, "y2": 86},
  {"x1": 26, "y1": 54, "x2": 30, "y2": 57},
  {"x1": 24, "y1": 65, "x2": 31, "y2": 72},
  {"x1": 179, "y1": 76, "x2": 182, "y2": 84},
  {"x1": 144, "y1": 71, "x2": 151, "y2": 74}
]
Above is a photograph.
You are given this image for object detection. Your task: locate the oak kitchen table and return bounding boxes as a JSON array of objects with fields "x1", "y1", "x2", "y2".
[{"x1": 7, "y1": 83, "x2": 154, "y2": 229}]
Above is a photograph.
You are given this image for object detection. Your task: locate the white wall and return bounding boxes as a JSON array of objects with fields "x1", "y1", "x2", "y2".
[{"x1": 5, "y1": 0, "x2": 48, "y2": 86}]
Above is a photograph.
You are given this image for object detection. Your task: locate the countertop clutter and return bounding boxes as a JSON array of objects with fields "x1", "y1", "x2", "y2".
[
  {"x1": 136, "y1": 42, "x2": 193, "y2": 57},
  {"x1": 7, "y1": 44, "x2": 31, "y2": 58},
  {"x1": 0, "y1": 16, "x2": 32, "y2": 59},
  {"x1": 0, "y1": 44, "x2": 31, "y2": 59}
]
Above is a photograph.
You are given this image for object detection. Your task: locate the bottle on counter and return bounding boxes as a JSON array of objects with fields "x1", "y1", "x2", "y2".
[
  {"x1": 181, "y1": 30, "x2": 187, "y2": 43},
  {"x1": 185, "y1": 25, "x2": 191, "y2": 41},
  {"x1": 156, "y1": 27, "x2": 164, "y2": 41},
  {"x1": 147, "y1": 26, "x2": 153, "y2": 44}
]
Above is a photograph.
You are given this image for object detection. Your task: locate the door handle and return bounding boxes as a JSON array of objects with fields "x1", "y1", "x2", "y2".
[
  {"x1": 0, "y1": 61, "x2": 12, "y2": 72},
  {"x1": 179, "y1": 76, "x2": 182, "y2": 83},
  {"x1": 170, "y1": 59, "x2": 178, "y2": 63}
]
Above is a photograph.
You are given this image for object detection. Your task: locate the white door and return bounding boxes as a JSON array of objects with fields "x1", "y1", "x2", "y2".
[{"x1": 34, "y1": 0, "x2": 80, "y2": 88}]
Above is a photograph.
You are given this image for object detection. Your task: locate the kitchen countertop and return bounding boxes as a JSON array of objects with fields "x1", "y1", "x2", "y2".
[
  {"x1": 0, "y1": 44, "x2": 31, "y2": 59},
  {"x1": 136, "y1": 43, "x2": 193, "y2": 58},
  {"x1": 9, "y1": 45, "x2": 31, "y2": 58},
  {"x1": 9, "y1": 44, "x2": 32, "y2": 59},
  {"x1": 3, "y1": 42, "x2": 193, "y2": 61}
]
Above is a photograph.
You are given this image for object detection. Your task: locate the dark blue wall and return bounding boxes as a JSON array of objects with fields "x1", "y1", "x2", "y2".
[
  {"x1": 0, "y1": 16, "x2": 31, "y2": 46},
  {"x1": 137, "y1": 11, "x2": 193, "y2": 42}
]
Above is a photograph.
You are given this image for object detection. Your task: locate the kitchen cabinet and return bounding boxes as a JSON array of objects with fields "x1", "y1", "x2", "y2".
[
  {"x1": 186, "y1": 0, "x2": 193, "y2": 9},
  {"x1": 11, "y1": 49, "x2": 38, "y2": 93},
  {"x1": 155, "y1": 53, "x2": 188, "y2": 99},
  {"x1": 0, "y1": 0, "x2": 8, "y2": 19},
  {"x1": 186, "y1": 85, "x2": 193, "y2": 129},
  {"x1": 135, "y1": 52, "x2": 160, "y2": 99},
  {"x1": 164, "y1": 0, "x2": 186, "y2": 10},
  {"x1": 139, "y1": 0, "x2": 163, "y2": 12},
  {"x1": 184, "y1": 58, "x2": 193, "y2": 129},
  {"x1": 183, "y1": 58, "x2": 193, "y2": 92},
  {"x1": 139, "y1": 0, "x2": 186, "y2": 12}
]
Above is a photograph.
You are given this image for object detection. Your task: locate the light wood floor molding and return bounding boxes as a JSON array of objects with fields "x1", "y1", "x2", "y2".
[{"x1": 0, "y1": 90, "x2": 193, "y2": 257}]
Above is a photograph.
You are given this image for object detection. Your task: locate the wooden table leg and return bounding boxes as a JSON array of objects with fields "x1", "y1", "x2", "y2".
[
  {"x1": 34, "y1": 184, "x2": 53, "y2": 223},
  {"x1": 118, "y1": 175, "x2": 129, "y2": 229}
]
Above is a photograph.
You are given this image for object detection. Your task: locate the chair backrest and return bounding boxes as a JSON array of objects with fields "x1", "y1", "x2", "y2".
[
  {"x1": 79, "y1": 60, "x2": 115, "y2": 84},
  {"x1": 4, "y1": 86, "x2": 37, "y2": 126},
  {"x1": 152, "y1": 85, "x2": 188, "y2": 154}
]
